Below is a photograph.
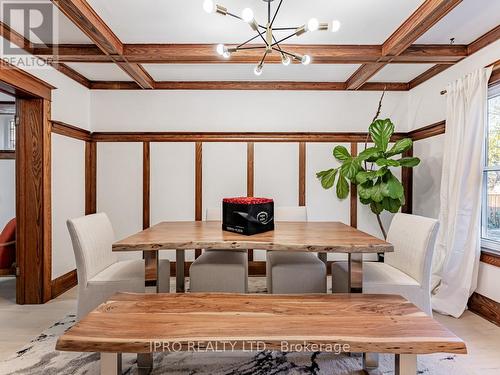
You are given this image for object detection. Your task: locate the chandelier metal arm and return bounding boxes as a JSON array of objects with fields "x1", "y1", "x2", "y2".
[
  {"x1": 271, "y1": 32, "x2": 297, "y2": 46},
  {"x1": 271, "y1": 27, "x2": 299, "y2": 31},
  {"x1": 258, "y1": 51, "x2": 269, "y2": 66},
  {"x1": 226, "y1": 12, "x2": 242, "y2": 21},
  {"x1": 270, "y1": 0, "x2": 284, "y2": 27},
  {"x1": 238, "y1": 31, "x2": 266, "y2": 48},
  {"x1": 237, "y1": 45, "x2": 267, "y2": 50},
  {"x1": 271, "y1": 47, "x2": 297, "y2": 59}
]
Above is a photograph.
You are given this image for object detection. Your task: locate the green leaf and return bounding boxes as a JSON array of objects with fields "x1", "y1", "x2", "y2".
[
  {"x1": 336, "y1": 175, "x2": 350, "y2": 199},
  {"x1": 358, "y1": 181, "x2": 373, "y2": 200},
  {"x1": 398, "y1": 157, "x2": 421, "y2": 167},
  {"x1": 385, "y1": 173, "x2": 404, "y2": 199},
  {"x1": 376, "y1": 167, "x2": 388, "y2": 177},
  {"x1": 382, "y1": 197, "x2": 401, "y2": 213},
  {"x1": 333, "y1": 145, "x2": 351, "y2": 161},
  {"x1": 375, "y1": 158, "x2": 400, "y2": 167},
  {"x1": 340, "y1": 158, "x2": 361, "y2": 180},
  {"x1": 370, "y1": 201, "x2": 384, "y2": 215},
  {"x1": 371, "y1": 181, "x2": 385, "y2": 202},
  {"x1": 357, "y1": 147, "x2": 381, "y2": 162},
  {"x1": 316, "y1": 168, "x2": 337, "y2": 189},
  {"x1": 387, "y1": 138, "x2": 413, "y2": 157},
  {"x1": 369, "y1": 119, "x2": 394, "y2": 152},
  {"x1": 356, "y1": 170, "x2": 377, "y2": 184},
  {"x1": 359, "y1": 196, "x2": 372, "y2": 205}
]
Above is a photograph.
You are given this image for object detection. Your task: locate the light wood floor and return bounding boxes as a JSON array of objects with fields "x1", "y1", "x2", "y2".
[{"x1": 0, "y1": 276, "x2": 499, "y2": 374}]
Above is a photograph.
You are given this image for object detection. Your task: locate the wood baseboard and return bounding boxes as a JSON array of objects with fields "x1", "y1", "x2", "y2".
[
  {"x1": 468, "y1": 292, "x2": 500, "y2": 327},
  {"x1": 51, "y1": 269, "x2": 77, "y2": 299}
]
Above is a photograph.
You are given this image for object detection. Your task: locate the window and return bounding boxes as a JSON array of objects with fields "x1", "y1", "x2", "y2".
[
  {"x1": 482, "y1": 84, "x2": 500, "y2": 252},
  {"x1": 8, "y1": 118, "x2": 15, "y2": 149}
]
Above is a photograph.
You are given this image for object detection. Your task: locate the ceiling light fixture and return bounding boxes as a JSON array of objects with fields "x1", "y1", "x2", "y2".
[{"x1": 203, "y1": 0, "x2": 339, "y2": 75}]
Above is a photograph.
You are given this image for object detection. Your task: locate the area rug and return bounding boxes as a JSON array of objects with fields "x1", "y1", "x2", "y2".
[{"x1": 0, "y1": 278, "x2": 471, "y2": 375}]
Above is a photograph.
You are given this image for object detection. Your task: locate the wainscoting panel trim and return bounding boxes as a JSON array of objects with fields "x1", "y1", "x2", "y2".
[{"x1": 51, "y1": 269, "x2": 77, "y2": 299}]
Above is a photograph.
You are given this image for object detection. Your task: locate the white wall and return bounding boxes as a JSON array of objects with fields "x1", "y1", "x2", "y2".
[
  {"x1": 409, "y1": 41, "x2": 500, "y2": 303},
  {"x1": 97, "y1": 142, "x2": 143, "y2": 261},
  {"x1": 90, "y1": 90, "x2": 409, "y2": 132},
  {"x1": 51, "y1": 134, "x2": 85, "y2": 278}
]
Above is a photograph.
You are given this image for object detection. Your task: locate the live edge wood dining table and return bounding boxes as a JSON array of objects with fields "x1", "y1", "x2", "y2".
[{"x1": 113, "y1": 221, "x2": 393, "y2": 293}]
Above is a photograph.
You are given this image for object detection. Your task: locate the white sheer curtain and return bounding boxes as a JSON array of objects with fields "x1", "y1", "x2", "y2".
[{"x1": 431, "y1": 67, "x2": 492, "y2": 318}]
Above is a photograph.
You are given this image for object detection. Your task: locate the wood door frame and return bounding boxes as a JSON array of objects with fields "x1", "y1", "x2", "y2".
[{"x1": 0, "y1": 61, "x2": 54, "y2": 304}]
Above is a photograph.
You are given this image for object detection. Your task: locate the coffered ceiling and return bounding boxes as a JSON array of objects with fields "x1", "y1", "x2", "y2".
[{"x1": 0, "y1": 0, "x2": 498, "y2": 90}]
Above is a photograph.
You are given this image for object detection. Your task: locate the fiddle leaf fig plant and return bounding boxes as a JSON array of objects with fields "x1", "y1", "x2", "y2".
[{"x1": 316, "y1": 117, "x2": 420, "y2": 239}]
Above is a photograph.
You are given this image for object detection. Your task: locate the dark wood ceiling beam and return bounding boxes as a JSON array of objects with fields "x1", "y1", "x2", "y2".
[
  {"x1": 49, "y1": 62, "x2": 91, "y2": 88},
  {"x1": 346, "y1": 0, "x2": 462, "y2": 90},
  {"x1": 32, "y1": 43, "x2": 467, "y2": 64},
  {"x1": 0, "y1": 21, "x2": 89, "y2": 87},
  {"x1": 51, "y1": 0, "x2": 153, "y2": 89},
  {"x1": 408, "y1": 64, "x2": 453, "y2": 89},
  {"x1": 467, "y1": 25, "x2": 500, "y2": 55},
  {"x1": 88, "y1": 81, "x2": 409, "y2": 91}
]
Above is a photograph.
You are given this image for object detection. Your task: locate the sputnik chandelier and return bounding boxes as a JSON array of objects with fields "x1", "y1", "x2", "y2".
[{"x1": 203, "y1": 0, "x2": 341, "y2": 75}]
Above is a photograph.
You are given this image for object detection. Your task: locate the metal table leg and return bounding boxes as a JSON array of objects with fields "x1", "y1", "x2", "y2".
[
  {"x1": 176, "y1": 249, "x2": 185, "y2": 293},
  {"x1": 137, "y1": 353, "x2": 153, "y2": 375},
  {"x1": 348, "y1": 253, "x2": 363, "y2": 293}
]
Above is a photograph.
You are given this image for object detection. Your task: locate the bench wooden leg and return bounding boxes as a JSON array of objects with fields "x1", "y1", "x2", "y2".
[
  {"x1": 100, "y1": 353, "x2": 122, "y2": 375},
  {"x1": 176, "y1": 249, "x2": 185, "y2": 293},
  {"x1": 395, "y1": 354, "x2": 417, "y2": 375},
  {"x1": 137, "y1": 353, "x2": 153, "y2": 375}
]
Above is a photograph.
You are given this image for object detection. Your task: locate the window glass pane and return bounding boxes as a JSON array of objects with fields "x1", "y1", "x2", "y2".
[
  {"x1": 484, "y1": 171, "x2": 500, "y2": 242},
  {"x1": 487, "y1": 94, "x2": 500, "y2": 166}
]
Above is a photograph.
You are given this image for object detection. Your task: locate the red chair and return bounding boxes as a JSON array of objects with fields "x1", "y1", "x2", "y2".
[{"x1": 0, "y1": 218, "x2": 16, "y2": 272}]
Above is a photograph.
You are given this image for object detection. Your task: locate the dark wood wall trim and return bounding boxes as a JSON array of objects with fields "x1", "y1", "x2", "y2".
[
  {"x1": 0, "y1": 150, "x2": 15, "y2": 159},
  {"x1": 51, "y1": 120, "x2": 92, "y2": 141},
  {"x1": 480, "y1": 250, "x2": 500, "y2": 268},
  {"x1": 84, "y1": 141, "x2": 97, "y2": 215},
  {"x1": 468, "y1": 292, "x2": 500, "y2": 326},
  {"x1": 298, "y1": 142, "x2": 306, "y2": 207},
  {"x1": 350, "y1": 142, "x2": 358, "y2": 228},
  {"x1": 51, "y1": 269, "x2": 77, "y2": 299},
  {"x1": 92, "y1": 132, "x2": 407, "y2": 143},
  {"x1": 16, "y1": 98, "x2": 52, "y2": 304},
  {"x1": 142, "y1": 141, "x2": 156, "y2": 279},
  {"x1": 194, "y1": 142, "x2": 203, "y2": 259},
  {"x1": 0, "y1": 60, "x2": 54, "y2": 101},
  {"x1": 408, "y1": 120, "x2": 446, "y2": 141},
  {"x1": 247, "y1": 142, "x2": 254, "y2": 197},
  {"x1": 401, "y1": 147, "x2": 414, "y2": 214}
]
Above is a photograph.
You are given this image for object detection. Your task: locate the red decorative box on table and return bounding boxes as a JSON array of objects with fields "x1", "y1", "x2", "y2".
[{"x1": 222, "y1": 197, "x2": 274, "y2": 235}]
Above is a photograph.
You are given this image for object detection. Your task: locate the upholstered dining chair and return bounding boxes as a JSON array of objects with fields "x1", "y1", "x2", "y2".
[
  {"x1": 331, "y1": 213, "x2": 439, "y2": 316},
  {"x1": 266, "y1": 207, "x2": 327, "y2": 294},
  {"x1": 0, "y1": 218, "x2": 16, "y2": 273},
  {"x1": 189, "y1": 208, "x2": 248, "y2": 293},
  {"x1": 67, "y1": 212, "x2": 170, "y2": 320}
]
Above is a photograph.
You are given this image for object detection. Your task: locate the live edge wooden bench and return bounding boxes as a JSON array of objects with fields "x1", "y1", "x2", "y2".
[{"x1": 56, "y1": 293, "x2": 467, "y2": 375}]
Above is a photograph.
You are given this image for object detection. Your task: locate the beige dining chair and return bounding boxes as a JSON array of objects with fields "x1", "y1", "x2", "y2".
[
  {"x1": 189, "y1": 208, "x2": 248, "y2": 293},
  {"x1": 67, "y1": 212, "x2": 170, "y2": 320},
  {"x1": 267, "y1": 207, "x2": 327, "y2": 294},
  {"x1": 332, "y1": 213, "x2": 439, "y2": 316}
]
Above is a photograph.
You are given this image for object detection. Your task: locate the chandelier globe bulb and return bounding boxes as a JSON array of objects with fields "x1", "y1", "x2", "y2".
[
  {"x1": 203, "y1": 0, "x2": 216, "y2": 14},
  {"x1": 242, "y1": 8, "x2": 255, "y2": 23},
  {"x1": 331, "y1": 20, "x2": 341, "y2": 32},
  {"x1": 301, "y1": 55, "x2": 311, "y2": 65},
  {"x1": 307, "y1": 18, "x2": 319, "y2": 32},
  {"x1": 282, "y1": 55, "x2": 291, "y2": 66},
  {"x1": 254, "y1": 65, "x2": 263, "y2": 76},
  {"x1": 216, "y1": 43, "x2": 225, "y2": 55}
]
